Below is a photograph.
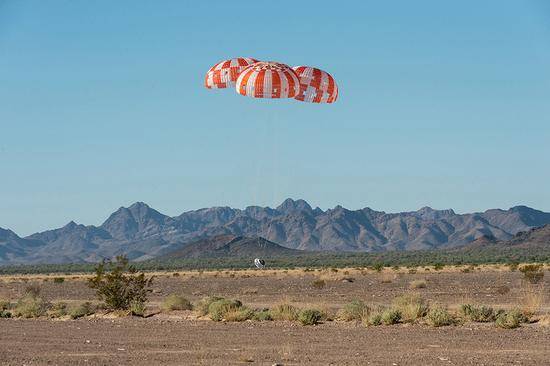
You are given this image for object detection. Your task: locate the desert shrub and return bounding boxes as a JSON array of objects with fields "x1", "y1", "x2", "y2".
[
  {"x1": 196, "y1": 296, "x2": 224, "y2": 316},
  {"x1": 521, "y1": 286, "x2": 544, "y2": 316},
  {"x1": 381, "y1": 308, "x2": 401, "y2": 325},
  {"x1": 311, "y1": 279, "x2": 326, "y2": 289},
  {"x1": 426, "y1": 306, "x2": 454, "y2": 327},
  {"x1": 161, "y1": 294, "x2": 193, "y2": 312},
  {"x1": 0, "y1": 310, "x2": 11, "y2": 318},
  {"x1": 208, "y1": 298, "x2": 242, "y2": 321},
  {"x1": 365, "y1": 312, "x2": 383, "y2": 326},
  {"x1": 47, "y1": 302, "x2": 68, "y2": 318},
  {"x1": 252, "y1": 309, "x2": 273, "y2": 321},
  {"x1": 337, "y1": 299, "x2": 369, "y2": 321},
  {"x1": 270, "y1": 303, "x2": 299, "y2": 321},
  {"x1": 372, "y1": 263, "x2": 384, "y2": 272},
  {"x1": 393, "y1": 294, "x2": 428, "y2": 323},
  {"x1": 224, "y1": 307, "x2": 254, "y2": 322},
  {"x1": 0, "y1": 300, "x2": 9, "y2": 311},
  {"x1": 495, "y1": 309, "x2": 527, "y2": 329},
  {"x1": 433, "y1": 263, "x2": 444, "y2": 271},
  {"x1": 298, "y1": 309, "x2": 322, "y2": 325},
  {"x1": 460, "y1": 304, "x2": 495, "y2": 322},
  {"x1": 508, "y1": 262, "x2": 519, "y2": 272},
  {"x1": 87, "y1": 255, "x2": 153, "y2": 311},
  {"x1": 172, "y1": 272, "x2": 180, "y2": 277},
  {"x1": 409, "y1": 280, "x2": 427, "y2": 289},
  {"x1": 519, "y1": 264, "x2": 544, "y2": 284},
  {"x1": 13, "y1": 294, "x2": 48, "y2": 318},
  {"x1": 53, "y1": 277, "x2": 65, "y2": 284},
  {"x1": 69, "y1": 302, "x2": 95, "y2": 319},
  {"x1": 408, "y1": 269, "x2": 417, "y2": 274},
  {"x1": 130, "y1": 300, "x2": 146, "y2": 316},
  {"x1": 24, "y1": 283, "x2": 41, "y2": 298}
]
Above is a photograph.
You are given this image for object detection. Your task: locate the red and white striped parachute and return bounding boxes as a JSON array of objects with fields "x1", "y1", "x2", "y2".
[
  {"x1": 236, "y1": 62, "x2": 300, "y2": 99},
  {"x1": 204, "y1": 57, "x2": 258, "y2": 89},
  {"x1": 293, "y1": 66, "x2": 338, "y2": 103},
  {"x1": 204, "y1": 58, "x2": 338, "y2": 103}
]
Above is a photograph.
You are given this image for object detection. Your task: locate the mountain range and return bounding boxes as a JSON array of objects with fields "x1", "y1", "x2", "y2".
[{"x1": 1, "y1": 198, "x2": 550, "y2": 265}]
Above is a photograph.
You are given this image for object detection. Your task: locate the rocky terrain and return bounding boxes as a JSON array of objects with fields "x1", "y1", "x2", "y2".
[{"x1": 1, "y1": 199, "x2": 550, "y2": 264}]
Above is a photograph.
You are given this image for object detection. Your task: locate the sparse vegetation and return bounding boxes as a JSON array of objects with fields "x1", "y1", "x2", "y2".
[
  {"x1": 47, "y1": 302, "x2": 68, "y2": 318},
  {"x1": 53, "y1": 277, "x2": 65, "y2": 284},
  {"x1": 460, "y1": 304, "x2": 496, "y2": 322},
  {"x1": 69, "y1": 302, "x2": 95, "y2": 319},
  {"x1": 381, "y1": 308, "x2": 401, "y2": 325},
  {"x1": 161, "y1": 294, "x2": 193, "y2": 312},
  {"x1": 298, "y1": 308, "x2": 322, "y2": 325},
  {"x1": 208, "y1": 298, "x2": 243, "y2": 321},
  {"x1": 519, "y1": 264, "x2": 544, "y2": 284},
  {"x1": 409, "y1": 280, "x2": 427, "y2": 289},
  {"x1": 426, "y1": 306, "x2": 454, "y2": 327},
  {"x1": 13, "y1": 293, "x2": 48, "y2": 318},
  {"x1": 495, "y1": 309, "x2": 527, "y2": 329},
  {"x1": 337, "y1": 299, "x2": 369, "y2": 321},
  {"x1": 393, "y1": 294, "x2": 428, "y2": 323},
  {"x1": 196, "y1": 296, "x2": 224, "y2": 316},
  {"x1": 270, "y1": 303, "x2": 299, "y2": 321},
  {"x1": 87, "y1": 255, "x2": 153, "y2": 311}
]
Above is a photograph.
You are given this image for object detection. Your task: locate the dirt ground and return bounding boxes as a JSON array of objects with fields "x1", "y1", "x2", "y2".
[{"x1": 1, "y1": 266, "x2": 549, "y2": 365}]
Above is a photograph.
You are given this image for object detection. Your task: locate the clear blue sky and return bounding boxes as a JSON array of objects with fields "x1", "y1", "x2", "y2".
[{"x1": 1, "y1": 0, "x2": 550, "y2": 235}]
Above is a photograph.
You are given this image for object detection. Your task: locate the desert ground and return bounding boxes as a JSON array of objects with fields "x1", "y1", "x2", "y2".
[{"x1": 1, "y1": 265, "x2": 549, "y2": 365}]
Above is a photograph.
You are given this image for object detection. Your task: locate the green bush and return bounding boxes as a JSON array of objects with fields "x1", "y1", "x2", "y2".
[
  {"x1": 196, "y1": 296, "x2": 224, "y2": 316},
  {"x1": 495, "y1": 309, "x2": 527, "y2": 329},
  {"x1": 433, "y1": 263, "x2": 444, "y2": 271},
  {"x1": 337, "y1": 299, "x2": 369, "y2": 321},
  {"x1": 426, "y1": 306, "x2": 454, "y2": 327},
  {"x1": 270, "y1": 303, "x2": 299, "y2": 321},
  {"x1": 69, "y1": 302, "x2": 95, "y2": 319},
  {"x1": 208, "y1": 299, "x2": 242, "y2": 321},
  {"x1": 381, "y1": 308, "x2": 402, "y2": 325},
  {"x1": 47, "y1": 302, "x2": 68, "y2": 318},
  {"x1": 53, "y1": 277, "x2": 65, "y2": 284},
  {"x1": 161, "y1": 294, "x2": 193, "y2": 312},
  {"x1": 130, "y1": 300, "x2": 146, "y2": 316},
  {"x1": 365, "y1": 312, "x2": 383, "y2": 326},
  {"x1": 0, "y1": 310, "x2": 11, "y2": 318},
  {"x1": 460, "y1": 304, "x2": 496, "y2": 322},
  {"x1": 393, "y1": 294, "x2": 428, "y2": 323},
  {"x1": 13, "y1": 294, "x2": 48, "y2": 318},
  {"x1": 252, "y1": 309, "x2": 273, "y2": 321},
  {"x1": 298, "y1": 309, "x2": 322, "y2": 325},
  {"x1": 87, "y1": 255, "x2": 153, "y2": 311}
]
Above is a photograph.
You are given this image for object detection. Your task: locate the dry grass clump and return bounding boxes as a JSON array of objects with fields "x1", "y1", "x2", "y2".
[
  {"x1": 13, "y1": 290, "x2": 48, "y2": 318},
  {"x1": 224, "y1": 307, "x2": 255, "y2": 322},
  {"x1": 337, "y1": 299, "x2": 369, "y2": 321},
  {"x1": 0, "y1": 300, "x2": 12, "y2": 318},
  {"x1": 161, "y1": 294, "x2": 193, "y2": 312},
  {"x1": 270, "y1": 303, "x2": 299, "y2": 321},
  {"x1": 520, "y1": 286, "x2": 545, "y2": 316},
  {"x1": 392, "y1": 294, "x2": 428, "y2": 323},
  {"x1": 252, "y1": 309, "x2": 273, "y2": 321},
  {"x1": 537, "y1": 314, "x2": 550, "y2": 327},
  {"x1": 426, "y1": 306, "x2": 454, "y2": 327},
  {"x1": 409, "y1": 280, "x2": 427, "y2": 289},
  {"x1": 381, "y1": 308, "x2": 402, "y2": 325},
  {"x1": 380, "y1": 273, "x2": 394, "y2": 284}
]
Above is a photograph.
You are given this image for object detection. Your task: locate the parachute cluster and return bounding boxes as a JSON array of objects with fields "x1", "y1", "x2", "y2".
[{"x1": 205, "y1": 57, "x2": 338, "y2": 104}]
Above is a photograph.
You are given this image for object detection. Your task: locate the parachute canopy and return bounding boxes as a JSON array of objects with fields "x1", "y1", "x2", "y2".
[
  {"x1": 236, "y1": 61, "x2": 300, "y2": 99},
  {"x1": 254, "y1": 258, "x2": 265, "y2": 269},
  {"x1": 204, "y1": 57, "x2": 258, "y2": 89},
  {"x1": 204, "y1": 57, "x2": 338, "y2": 103},
  {"x1": 293, "y1": 66, "x2": 338, "y2": 103}
]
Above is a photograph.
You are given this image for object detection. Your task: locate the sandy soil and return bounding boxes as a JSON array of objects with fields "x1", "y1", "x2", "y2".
[
  {"x1": 1, "y1": 318, "x2": 549, "y2": 365},
  {"x1": 1, "y1": 267, "x2": 549, "y2": 365}
]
